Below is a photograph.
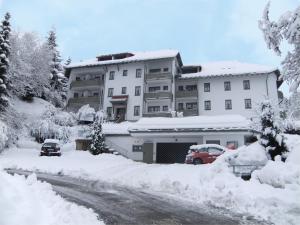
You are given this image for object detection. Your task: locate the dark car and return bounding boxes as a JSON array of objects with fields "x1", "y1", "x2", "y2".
[
  {"x1": 185, "y1": 144, "x2": 227, "y2": 164},
  {"x1": 40, "y1": 139, "x2": 61, "y2": 156}
]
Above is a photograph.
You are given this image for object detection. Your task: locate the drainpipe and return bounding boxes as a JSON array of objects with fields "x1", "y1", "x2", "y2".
[{"x1": 265, "y1": 73, "x2": 270, "y2": 97}]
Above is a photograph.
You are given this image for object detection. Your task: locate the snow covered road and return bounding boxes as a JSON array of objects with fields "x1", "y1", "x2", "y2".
[{"x1": 6, "y1": 169, "x2": 266, "y2": 225}]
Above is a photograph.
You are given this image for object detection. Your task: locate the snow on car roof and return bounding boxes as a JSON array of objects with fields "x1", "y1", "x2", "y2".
[
  {"x1": 190, "y1": 144, "x2": 227, "y2": 150},
  {"x1": 44, "y1": 139, "x2": 60, "y2": 144},
  {"x1": 180, "y1": 61, "x2": 277, "y2": 78}
]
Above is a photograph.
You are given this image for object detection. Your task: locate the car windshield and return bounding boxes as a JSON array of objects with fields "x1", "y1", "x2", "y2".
[{"x1": 43, "y1": 143, "x2": 57, "y2": 148}]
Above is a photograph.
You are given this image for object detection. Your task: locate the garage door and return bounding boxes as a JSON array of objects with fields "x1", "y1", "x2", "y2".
[{"x1": 156, "y1": 143, "x2": 197, "y2": 164}]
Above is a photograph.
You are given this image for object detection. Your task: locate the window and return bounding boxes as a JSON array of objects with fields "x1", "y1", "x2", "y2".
[
  {"x1": 162, "y1": 105, "x2": 168, "y2": 111},
  {"x1": 224, "y1": 81, "x2": 231, "y2": 91},
  {"x1": 178, "y1": 103, "x2": 184, "y2": 110},
  {"x1": 148, "y1": 106, "x2": 160, "y2": 112},
  {"x1": 245, "y1": 99, "x2": 252, "y2": 109},
  {"x1": 107, "y1": 107, "x2": 112, "y2": 117},
  {"x1": 163, "y1": 68, "x2": 169, "y2": 72},
  {"x1": 149, "y1": 68, "x2": 161, "y2": 73},
  {"x1": 149, "y1": 86, "x2": 160, "y2": 92},
  {"x1": 186, "y1": 102, "x2": 197, "y2": 110},
  {"x1": 76, "y1": 77, "x2": 80, "y2": 81},
  {"x1": 123, "y1": 70, "x2": 128, "y2": 76},
  {"x1": 132, "y1": 145, "x2": 142, "y2": 152},
  {"x1": 186, "y1": 85, "x2": 197, "y2": 91},
  {"x1": 109, "y1": 71, "x2": 115, "y2": 80},
  {"x1": 121, "y1": 87, "x2": 127, "y2": 94},
  {"x1": 74, "y1": 93, "x2": 79, "y2": 98},
  {"x1": 226, "y1": 141, "x2": 238, "y2": 149},
  {"x1": 243, "y1": 80, "x2": 250, "y2": 90},
  {"x1": 225, "y1": 99, "x2": 232, "y2": 110},
  {"x1": 178, "y1": 86, "x2": 184, "y2": 91},
  {"x1": 208, "y1": 147, "x2": 223, "y2": 155},
  {"x1": 135, "y1": 86, "x2": 141, "y2": 96},
  {"x1": 93, "y1": 92, "x2": 99, "y2": 96},
  {"x1": 108, "y1": 88, "x2": 114, "y2": 97},
  {"x1": 204, "y1": 83, "x2": 210, "y2": 92},
  {"x1": 134, "y1": 106, "x2": 140, "y2": 116},
  {"x1": 206, "y1": 140, "x2": 220, "y2": 145},
  {"x1": 136, "y1": 69, "x2": 142, "y2": 78},
  {"x1": 204, "y1": 100, "x2": 211, "y2": 110},
  {"x1": 163, "y1": 86, "x2": 168, "y2": 91}
]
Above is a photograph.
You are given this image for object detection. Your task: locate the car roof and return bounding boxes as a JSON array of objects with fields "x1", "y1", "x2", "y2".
[
  {"x1": 44, "y1": 139, "x2": 60, "y2": 144},
  {"x1": 190, "y1": 144, "x2": 226, "y2": 150}
]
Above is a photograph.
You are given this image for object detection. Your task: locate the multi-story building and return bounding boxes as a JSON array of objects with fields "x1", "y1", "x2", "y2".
[
  {"x1": 66, "y1": 50, "x2": 282, "y2": 163},
  {"x1": 65, "y1": 50, "x2": 281, "y2": 121}
]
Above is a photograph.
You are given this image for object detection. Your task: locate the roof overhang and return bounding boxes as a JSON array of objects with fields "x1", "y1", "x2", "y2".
[{"x1": 110, "y1": 95, "x2": 128, "y2": 104}]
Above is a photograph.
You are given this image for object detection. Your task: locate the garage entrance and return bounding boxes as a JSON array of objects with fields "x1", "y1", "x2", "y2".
[{"x1": 156, "y1": 143, "x2": 197, "y2": 164}]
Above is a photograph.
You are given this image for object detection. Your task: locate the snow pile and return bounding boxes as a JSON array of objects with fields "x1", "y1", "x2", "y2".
[
  {"x1": 224, "y1": 142, "x2": 268, "y2": 165},
  {"x1": 77, "y1": 104, "x2": 95, "y2": 122},
  {"x1": 1, "y1": 142, "x2": 300, "y2": 224},
  {"x1": 0, "y1": 170, "x2": 103, "y2": 225}
]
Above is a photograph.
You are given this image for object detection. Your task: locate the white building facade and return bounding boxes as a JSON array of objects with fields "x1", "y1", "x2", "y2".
[{"x1": 67, "y1": 50, "x2": 282, "y2": 163}]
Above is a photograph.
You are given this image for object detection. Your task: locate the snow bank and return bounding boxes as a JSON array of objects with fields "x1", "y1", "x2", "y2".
[
  {"x1": 0, "y1": 170, "x2": 103, "y2": 225},
  {"x1": 1, "y1": 144, "x2": 300, "y2": 225}
]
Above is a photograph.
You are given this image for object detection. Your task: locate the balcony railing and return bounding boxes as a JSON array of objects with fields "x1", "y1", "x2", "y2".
[
  {"x1": 142, "y1": 112, "x2": 172, "y2": 117},
  {"x1": 70, "y1": 79, "x2": 102, "y2": 89},
  {"x1": 178, "y1": 109, "x2": 199, "y2": 116},
  {"x1": 144, "y1": 92, "x2": 173, "y2": 100},
  {"x1": 68, "y1": 96, "x2": 100, "y2": 104},
  {"x1": 145, "y1": 72, "x2": 173, "y2": 80},
  {"x1": 175, "y1": 90, "x2": 198, "y2": 98}
]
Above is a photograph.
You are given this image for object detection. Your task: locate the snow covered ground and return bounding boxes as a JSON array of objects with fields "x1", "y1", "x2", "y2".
[
  {"x1": 0, "y1": 170, "x2": 103, "y2": 225},
  {"x1": 1, "y1": 136, "x2": 300, "y2": 225}
]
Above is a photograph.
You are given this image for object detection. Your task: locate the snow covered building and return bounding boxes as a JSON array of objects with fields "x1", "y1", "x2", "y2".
[
  {"x1": 66, "y1": 50, "x2": 282, "y2": 163},
  {"x1": 65, "y1": 50, "x2": 281, "y2": 121}
]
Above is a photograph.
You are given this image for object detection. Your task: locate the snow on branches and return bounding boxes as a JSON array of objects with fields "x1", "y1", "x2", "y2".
[{"x1": 259, "y1": 3, "x2": 300, "y2": 92}]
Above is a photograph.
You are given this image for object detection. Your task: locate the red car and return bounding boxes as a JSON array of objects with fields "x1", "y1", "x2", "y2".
[{"x1": 185, "y1": 144, "x2": 227, "y2": 164}]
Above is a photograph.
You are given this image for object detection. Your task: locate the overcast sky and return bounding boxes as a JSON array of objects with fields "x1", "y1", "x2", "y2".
[{"x1": 0, "y1": 0, "x2": 299, "y2": 95}]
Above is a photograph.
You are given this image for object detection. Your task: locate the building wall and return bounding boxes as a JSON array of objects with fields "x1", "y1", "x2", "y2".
[
  {"x1": 103, "y1": 62, "x2": 145, "y2": 121},
  {"x1": 197, "y1": 73, "x2": 279, "y2": 118}
]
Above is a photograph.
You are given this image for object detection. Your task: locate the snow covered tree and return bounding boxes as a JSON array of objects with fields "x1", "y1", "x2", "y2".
[
  {"x1": 258, "y1": 100, "x2": 287, "y2": 161},
  {"x1": 89, "y1": 118, "x2": 105, "y2": 155},
  {"x1": 259, "y1": 2, "x2": 300, "y2": 92},
  {"x1": 65, "y1": 57, "x2": 71, "y2": 66},
  {"x1": 0, "y1": 12, "x2": 11, "y2": 112}
]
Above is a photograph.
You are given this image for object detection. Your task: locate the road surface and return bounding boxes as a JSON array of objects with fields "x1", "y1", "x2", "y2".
[{"x1": 6, "y1": 169, "x2": 267, "y2": 225}]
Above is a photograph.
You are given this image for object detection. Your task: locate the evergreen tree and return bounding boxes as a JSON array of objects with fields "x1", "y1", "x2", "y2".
[
  {"x1": 259, "y1": 3, "x2": 300, "y2": 92},
  {"x1": 0, "y1": 12, "x2": 11, "y2": 112},
  {"x1": 89, "y1": 119, "x2": 105, "y2": 155},
  {"x1": 258, "y1": 100, "x2": 287, "y2": 161},
  {"x1": 47, "y1": 29, "x2": 63, "y2": 91}
]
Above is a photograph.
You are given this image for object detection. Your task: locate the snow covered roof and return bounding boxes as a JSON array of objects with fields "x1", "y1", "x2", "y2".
[
  {"x1": 128, "y1": 115, "x2": 252, "y2": 133},
  {"x1": 67, "y1": 49, "x2": 181, "y2": 69},
  {"x1": 180, "y1": 61, "x2": 277, "y2": 79},
  {"x1": 102, "y1": 122, "x2": 133, "y2": 135}
]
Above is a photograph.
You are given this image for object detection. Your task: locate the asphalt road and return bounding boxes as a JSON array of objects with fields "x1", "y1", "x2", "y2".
[{"x1": 6, "y1": 169, "x2": 267, "y2": 225}]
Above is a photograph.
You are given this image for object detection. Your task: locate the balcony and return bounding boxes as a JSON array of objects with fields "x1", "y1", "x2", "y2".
[
  {"x1": 142, "y1": 112, "x2": 172, "y2": 117},
  {"x1": 68, "y1": 96, "x2": 100, "y2": 104},
  {"x1": 70, "y1": 79, "x2": 102, "y2": 89},
  {"x1": 145, "y1": 72, "x2": 172, "y2": 80},
  {"x1": 144, "y1": 92, "x2": 173, "y2": 100},
  {"x1": 175, "y1": 90, "x2": 198, "y2": 98},
  {"x1": 179, "y1": 109, "x2": 199, "y2": 116}
]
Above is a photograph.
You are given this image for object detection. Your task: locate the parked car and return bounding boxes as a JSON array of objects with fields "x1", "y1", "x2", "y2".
[
  {"x1": 185, "y1": 144, "x2": 227, "y2": 164},
  {"x1": 40, "y1": 139, "x2": 61, "y2": 156}
]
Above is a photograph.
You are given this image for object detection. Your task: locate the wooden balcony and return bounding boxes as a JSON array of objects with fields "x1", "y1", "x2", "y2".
[
  {"x1": 175, "y1": 90, "x2": 198, "y2": 98},
  {"x1": 181, "y1": 109, "x2": 199, "y2": 116},
  {"x1": 144, "y1": 92, "x2": 173, "y2": 100},
  {"x1": 70, "y1": 79, "x2": 103, "y2": 89},
  {"x1": 68, "y1": 96, "x2": 100, "y2": 104},
  {"x1": 142, "y1": 112, "x2": 172, "y2": 117},
  {"x1": 145, "y1": 72, "x2": 173, "y2": 80}
]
